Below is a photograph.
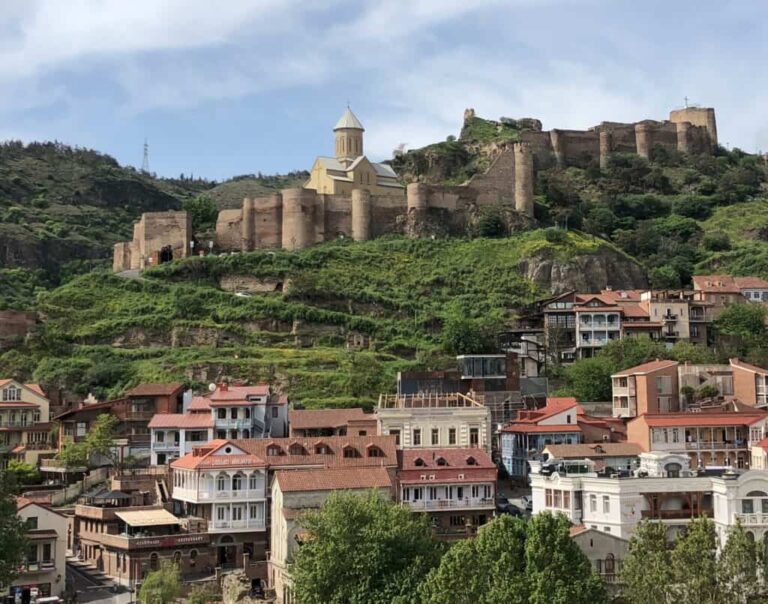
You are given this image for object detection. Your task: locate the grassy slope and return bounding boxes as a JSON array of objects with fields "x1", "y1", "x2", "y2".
[
  {"x1": 205, "y1": 173, "x2": 309, "y2": 209},
  {"x1": 15, "y1": 231, "x2": 606, "y2": 407}
]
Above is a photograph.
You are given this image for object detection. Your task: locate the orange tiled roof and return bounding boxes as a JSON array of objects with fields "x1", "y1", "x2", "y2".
[
  {"x1": 148, "y1": 413, "x2": 214, "y2": 429},
  {"x1": 210, "y1": 385, "x2": 270, "y2": 402},
  {"x1": 275, "y1": 466, "x2": 392, "y2": 493},
  {"x1": 611, "y1": 359, "x2": 678, "y2": 377},
  {"x1": 692, "y1": 275, "x2": 742, "y2": 294},
  {"x1": 188, "y1": 396, "x2": 212, "y2": 412},
  {"x1": 126, "y1": 383, "x2": 184, "y2": 397},
  {"x1": 734, "y1": 276, "x2": 768, "y2": 289},
  {"x1": 289, "y1": 408, "x2": 369, "y2": 430},
  {"x1": 502, "y1": 423, "x2": 582, "y2": 434},
  {"x1": 634, "y1": 411, "x2": 767, "y2": 428},
  {"x1": 730, "y1": 358, "x2": 768, "y2": 375}
]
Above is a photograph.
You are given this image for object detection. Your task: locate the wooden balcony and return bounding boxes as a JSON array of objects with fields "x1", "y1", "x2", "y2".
[
  {"x1": 641, "y1": 508, "x2": 712, "y2": 520},
  {"x1": 98, "y1": 531, "x2": 210, "y2": 551}
]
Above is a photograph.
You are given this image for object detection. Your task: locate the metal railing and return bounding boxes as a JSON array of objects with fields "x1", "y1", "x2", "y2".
[{"x1": 405, "y1": 498, "x2": 495, "y2": 511}]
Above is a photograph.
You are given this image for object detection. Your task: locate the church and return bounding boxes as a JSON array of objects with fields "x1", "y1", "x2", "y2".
[{"x1": 304, "y1": 107, "x2": 403, "y2": 196}]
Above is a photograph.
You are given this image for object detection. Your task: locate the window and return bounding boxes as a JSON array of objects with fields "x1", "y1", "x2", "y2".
[
  {"x1": 315, "y1": 444, "x2": 332, "y2": 454},
  {"x1": 267, "y1": 445, "x2": 282, "y2": 456},
  {"x1": 389, "y1": 429, "x2": 400, "y2": 445},
  {"x1": 553, "y1": 490, "x2": 562, "y2": 508},
  {"x1": 232, "y1": 474, "x2": 243, "y2": 491},
  {"x1": 249, "y1": 473, "x2": 260, "y2": 490},
  {"x1": 563, "y1": 491, "x2": 571, "y2": 509},
  {"x1": 216, "y1": 474, "x2": 227, "y2": 491},
  {"x1": 33, "y1": 411, "x2": 40, "y2": 423},
  {"x1": 590, "y1": 495, "x2": 597, "y2": 512},
  {"x1": 449, "y1": 515, "x2": 465, "y2": 527},
  {"x1": 173, "y1": 551, "x2": 182, "y2": 564},
  {"x1": 431, "y1": 428, "x2": 439, "y2": 446},
  {"x1": 2, "y1": 386, "x2": 21, "y2": 402},
  {"x1": 230, "y1": 408, "x2": 238, "y2": 419},
  {"x1": 190, "y1": 550, "x2": 198, "y2": 566},
  {"x1": 156, "y1": 431, "x2": 165, "y2": 443},
  {"x1": 26, "y1": 516, "x2": 38, "y2": 530},
  {"x1": 428, "y1": 487, "x2": 438, "y2": 500},
  {"x1": 436, "y1": 457, "x2": 447, "y2": 466},
  {"x1": 413, "y1": 429, "x2": 421, "y2": 446},
  {"x1": 603, "y1": 527, "x2": 611, "y2": 533},
  {"x1": 217, "y1": 409, "x2": 226, "y2": 419},
  {"x1": 76, "y1": 422, "x2": 87, "y2": 437},
  {"x1": 466, "y1": 456, "x2": 477, "y2": 466},
  {"x1": 448, "y1": 428, "x2": 456, "y2": 445},
  {"x1": 42, "y1": 543, "x2": 51, "y2": 563},
  {"x1": 232, "y1": 506, "x2": 243, "y2": 521},
  {"x1": 244, "y1": 409, "x2": 251, "y2": 419},
  {"x1": 343, "y1": 446, "x2": 359, "y2": 458},
  {"x1": 272, "y1": 406, "x2": 279, "y2": 418},
  {"x1": 602, "y1": 496, "x2": 610, "y2": 514},
  {"x1": 26, "y1": 544, "x2": 37, "y2": 563},
  {"x1": 217, "y1": 506, "x2": 226, "y2": 521},
  {"x1": 743, "y1": 499, "x2": 755, "y2": 514},
  {"x1": 414, "y1": 457, "x2": 425, "y2": 467},
  {"x1": 217, "y1": 430, "x2": 226, "y2": 439},
  {"x1": 150, "y1": 553, "x2": 159, "y2": 571},
  {"x1": 469, "y1": 428, "x2": 479, "y2": 447},
  {"x1": 545, "y1": 489, "x2": 553, "y2": 507},
  {"x1": 367, "y1": 446, "x2": 383, "y2": 458}
]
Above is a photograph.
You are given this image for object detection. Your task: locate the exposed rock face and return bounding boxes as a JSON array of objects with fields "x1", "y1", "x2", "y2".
[
  {"x1": 518, "y1": 246, "x2": 648, "y2": 294},
  {"x1": 219, "y1": 275, "x2": 284, "y2": 293}
]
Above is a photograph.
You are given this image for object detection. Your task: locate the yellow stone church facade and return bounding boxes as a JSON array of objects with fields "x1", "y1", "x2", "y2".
[{"x1": 304, "y1": 108, "x2": 403, "y2": 196}]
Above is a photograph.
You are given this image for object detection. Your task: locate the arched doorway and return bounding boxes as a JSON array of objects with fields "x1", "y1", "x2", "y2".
[
  {"x1": 218, "y1": 535, "x2": 237, "y2": 569},
  {"x1": 159, "y1": 245, "x2": 174, "y2": 264}
]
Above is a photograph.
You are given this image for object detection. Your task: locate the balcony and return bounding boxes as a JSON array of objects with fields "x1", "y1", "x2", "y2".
[
  {"x1": 735, "y1": 513, "x2": 768, "y2": 526},
  {"x1": 124, "y1": 411, "x2": 156, "y2": 421},
  {"x1": 214, "y1": 419, "x2": 252, "y2": 430},
  {"x1": 20, "y1": 560, "x2": 56, "y2": 574},
  {"x1": 663, "y1": 314, "x2": 678, "y2": 322},
  {"x1": 75, "y1": 504, "x2": 159, "y2": 521},
  {"x1": 153, "y1": 441, "x2": 181, "y2": 451},
  {"x1": 98, "y1": 531, "x2": 210, "y2": 550},
  {"x1": 641, "y1": 508, "x2": 711, "y2": 520},
  {"x1": 405, "y1": 498, "x2": 495, "y2": 511},
  {"x1": 209, "y1": 519, "x2": 266, "y2": 532},
  {"x1": 684, "y1": 441, "x2": 748, "y2": 451}
]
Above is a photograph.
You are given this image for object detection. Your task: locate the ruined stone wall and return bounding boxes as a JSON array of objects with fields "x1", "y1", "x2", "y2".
[
  {"x1": 216, "y1": 209, "x2": 244, "y2": 251},
  {"x1": 0, "y1": 310, "x2": 36, "y2": 349},
  {"x1": 553, "y1": 130, "x2": 601, "y2": 168},
  {"x1": 468, "y1": 146, "x2": 517, "y2": 205},
  {"x1": 113, "y1": 211, "x2": 192, "y2": 271},
  {"x1": 669, "y1": 107, "x2": 718, "y2": 148}
]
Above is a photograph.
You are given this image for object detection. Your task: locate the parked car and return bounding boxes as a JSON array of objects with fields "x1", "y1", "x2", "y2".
[{"x1": 520, "y1": 495, "x2": 533, "y2": 511}]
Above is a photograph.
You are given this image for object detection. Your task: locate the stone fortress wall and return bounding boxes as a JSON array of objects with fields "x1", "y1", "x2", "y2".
[{"x1": 113, "y1": 106, "x2": 717, "y2": 271}]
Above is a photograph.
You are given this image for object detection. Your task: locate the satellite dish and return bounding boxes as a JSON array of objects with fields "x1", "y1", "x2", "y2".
[{"x1": 208, "y1": 383, "x2": 216, "y2": 392}]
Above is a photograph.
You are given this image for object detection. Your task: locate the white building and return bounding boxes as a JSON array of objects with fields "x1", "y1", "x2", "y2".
[
  {"x1": 209, "y1": 384, "x2": 288, "y2": 440},
  {"x1": 376, "y1": 392, "x2": 491, "y2": 454},
  {"x1": 171, "y1": 440, "x2": 269, "y2": 567},
  {"x1": 148, "y1": 414, "x2": 214, "y2": 465},
  {"x1": 531, "y1": 451, "x2": 768, "y2": 543},
  {"x1": 10, "y1": 501, "x2": 68, "y2": 601}
]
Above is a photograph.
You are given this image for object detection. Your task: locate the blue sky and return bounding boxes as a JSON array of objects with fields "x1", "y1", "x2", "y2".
[{"x1": 1, "y1": 0, "x2": 766, "y2": 181}]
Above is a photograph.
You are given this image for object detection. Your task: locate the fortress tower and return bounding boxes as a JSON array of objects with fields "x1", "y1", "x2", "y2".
[
  {"x1": 514, "y1": 143, "x2": 534, "y2": 218},
  {"x1": 334, "y1": 107, "x2": 365, "y2": 166}
]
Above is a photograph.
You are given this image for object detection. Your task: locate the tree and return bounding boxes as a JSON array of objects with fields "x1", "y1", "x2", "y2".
[
  {"x1": 717, "y1": 521, "x2": 758, "y2": 604},
  {"x1": 344, "y1": 353, "x2": 390, "y2": 399},
  {"x1": 671, "y1": 517, "x2": 720, "y2": 604},
  {"x1": 524, "y1": 513, "x2": 606, "y2": 604},
  {"x1": 138, "y1": 560, "x2": 181, "y2": 604},
  {"x1": 0, "y1": 473, "x2": 28, "y2": 590},
  {"x1": 669, "y1": 341, "x2": 717, "y2": 365},
  {"x1": 561, "y1": 357, "x2": 614, "y2": 402},
  {"x1": 418, "y1": 515, "x2": 528, "y2": 604},
  {"x1": 186, "y1": 583, "x2": 216, "y2": 604},
  {"x1": 599, "y1": 337, "x2": 667, "y2": 371},
  {"x1": 182, "y1": 195, "x2": 218, "y2": 231},
  {"x1": 292, "y1": 491, "x2": 442, "y2": 604},
  {"x1": 715, "y1": 303, "x2": 767, "y2": 342},
  {"x1": 57, "y1": 438, "x2": 87, "y2": 469},
  {"x1": 84, "y1": 413, "x2": 119, "y2": 466},
  {"x1": 620, "y1": 520, "x2": 673, "y2": 604},
  {"x1": 441, "y1": 307, "x2": 496, "y2": 355},
  {"x1": 6, "y1": 460, "x2": 40, "y2": 486}
]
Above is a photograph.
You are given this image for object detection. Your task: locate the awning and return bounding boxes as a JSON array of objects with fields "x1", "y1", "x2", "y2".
[
  {"x1": 27, "y1": 529, "x2": 58, "y2": 540},
  {"x1": 115, "y1": 509, "x2": 180, "y2": 527}
]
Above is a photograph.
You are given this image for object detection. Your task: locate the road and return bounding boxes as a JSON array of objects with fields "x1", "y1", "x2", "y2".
[{"x1": 67, "y1": 562, "x2": 133, "y2": 604}]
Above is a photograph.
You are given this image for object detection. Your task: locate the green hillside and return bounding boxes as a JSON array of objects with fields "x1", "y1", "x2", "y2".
[
  {"x1": 1, "y1": 231, "x2": 621, "y2": 407},
  {"x1": 205, "y1": 172, "x2": 309, "y2": 209}
]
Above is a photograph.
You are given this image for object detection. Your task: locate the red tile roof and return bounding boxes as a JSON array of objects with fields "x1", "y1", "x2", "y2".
[
  {"x1": 634, "y1": 412, "x2": 767, "y2": 428},
  {"x1": 756, "y1": 437, "x2": 768, "y2": 451},
  {"x1": 289, "y1": 408, "x2": 369, "y2": 430},
  {"x1": 399, "y1": 448, "x2": 497, "y2": 484},
  {"x1": 210, "y1": 385, "x2": 270, "y2": 403},
  {"x1": 502, "y1": 424, "x2": 583, "y2": 434},
  {"x1": 126, "y1": 383, "x2": 184, "y2": 397},
  {"x1": 275, "y1": 466, "x2": 392, "y2": 493},
  {"x1": 0, "y1": 380, "x2": 47, "y2": 399},
  {"x1": 692, "y1": 275, "x2": 743, "y2": 294},
  {"x1": 188, "y1": 396, "x2": 212, "y2": 412},
  {"x1": 171, "y1": 440, "x2": 266, "y2": 470},
  {"x1": 148, "y1": 414, "x2": 214, "y2": 429},
  {"x1": 612, "y1": 359, "x2": 678, "y2": 377},
  {"x1": 730, "y1": 358, "x2": 768, "y2": 375},
  {"x1": 734, "y1": 276, "x2": 768, "y2": 289},
  {"x1": 172, "y1": 435, "x2": 398, "y2": 471}
]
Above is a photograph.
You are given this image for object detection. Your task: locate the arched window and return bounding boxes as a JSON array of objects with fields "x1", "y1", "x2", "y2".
[
  {"x1": 367, "y1": 446, "x2": 383, "y2": 458},
  {"x1": 245, "y1": 409, "x2": 251, "y2": 419},
  {"x1": 150, "y1": 552, "x2": 159, "y2": 571},
  {"x1": 604, "y1": 553, "x2": 615, "y2": 574},
  {"x1": 466, "y1": 456, "x2": 477, "y2": 466},
  {"x1": 747, "y1": 491, "x2": 768, "y2": 497},
  {"x1": 249, "y1": 473, "x2": 260, "y2": 491},
  {"x1": 173, "y1": 551, "x2": 182, "y2": 564},
  {"x1": 664, "y1": 462, "x2": 682, "y2": 478},
  {"x1": 232, "y1": 473, "x2": 243, "y2": 491},
  {"x1": 289, "y1": 443, "x2": 306, "y2": 456},
  {"x1": 436, "y1": 457, "x2": 448, "y2": 466},
  {"x1": 216, "y1": 473, "x2": 228, "y2": 491},
  {"x1": 343, "y1": 446, "x2": 359, "y2": 459},
  {"x1": 414, "y1": 458, "x2": 425, "y2": 467},
  {"x1": 242, "y1": 429, "x2": 250, "y2": 439},
  {"x1": 190, "y1": 549, "x2": 198, "y2": 567}
]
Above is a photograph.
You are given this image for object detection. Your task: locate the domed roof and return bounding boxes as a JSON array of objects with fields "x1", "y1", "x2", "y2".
[{"x1": 334, "y1": 107, "x2": 364, "y2": 131}]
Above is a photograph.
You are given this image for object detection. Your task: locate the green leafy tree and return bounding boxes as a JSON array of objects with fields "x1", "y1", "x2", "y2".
[
  {"x1": 599, "y1": 337, "x2": 667, "y2": 371},
  {"x1": 525, "y1": 513, "x2": 607, "y2": 604},
  {"x1": 83, "y1": 413, "x2": 119, "y2": 466},
  {"x1": 561, "y1": 357, "x2": 614, "y2": 402},
  {"x1": 292, "y1": 491, "x2": 442, "y2": 604},
  {"x1": 344, "y1": 354, "x2": 390, "y2": 399},
  {"x1": 138, "y1": 560, "x2": 181, "y2": 604},
  {"x1": 620, "y1": 520, "x2": 673, "y2": 604},
  {"x1": 441, "y1": 307, "x2": 496, "y2": 355},
  {"x1": 671, "y1": 517, "x2": 720, "y2": 604},
  {"x1": 6, "y1": 460, "x2": 41, "y2": 486},
  {"x1": 717, "y1": 521, "x2": 758, "y2": 604},
  {"x1": 418, "y1": 515, "x2": 528, "y2": 604},
  {"x1": 0, "y1": 473, "x2": 28, "y2": 590},
  {"x1": 186, "y1": 583, "x2": 216, "y2": 604},
  {"x1": 649, "y1": 265, "x2": 681, "y2": 289},
  {"x1": 669, "y1": 341, "x2": 717, "y2": 364},
  {"x1": 715, "y1": 303, "x2": 767, "y2": 350},
  {"x1": 182, "y1": 195, "x2": 218, "y2": 231},
  {"x1": 57, "y1": 438, "x2": 87, "y2": 469},
  {"x1": 697, "y1": 384, "x2": 720, "y2": 400}
]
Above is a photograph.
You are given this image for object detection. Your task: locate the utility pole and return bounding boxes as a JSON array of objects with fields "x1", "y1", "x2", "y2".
[
  {"x1": 684, "y1": 96, "x2": 689, "y2": 108},
  {"x1": 141, "y1": 138, "x2": 150, "y2": 173}
]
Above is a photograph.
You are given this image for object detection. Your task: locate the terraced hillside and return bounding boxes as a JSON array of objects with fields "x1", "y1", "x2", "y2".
[{"x1": 1, "y1": 231, "x2": 644, "y2": 408}]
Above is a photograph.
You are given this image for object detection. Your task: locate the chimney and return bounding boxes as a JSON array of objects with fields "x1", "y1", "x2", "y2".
[{"x1": 220, "y1": 382, "x2": 228, "y2": 392}]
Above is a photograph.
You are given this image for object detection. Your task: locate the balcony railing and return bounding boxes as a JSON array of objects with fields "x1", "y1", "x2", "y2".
[
  {"x1": 210, "y1": 519, "x2": 266, "y2": 531},
  {"x1": 641, "y1": 509, "x2": 712, "y2": 520},
  {"x1": 735, "y1": 513, "x2": 768, "y2": 526},
  {"x1": 195, "y1": 488, "x2": 266, "y2": 501},
  {"x1": 21, "y1": 560, "x2": 56, "y2": 573},
  {"x1": 214, "y1": 419, "x2": 252, "y2": 430},
  {"x1": 405, "y1": 498, "x2": 495, "y2": 511},
  {"x1": 98, "y1": 531, "x2": 210, "y2": 550},
  {"x1": 124, "y1": 411, "x2": 156, "y2": 421},
  {"x1": 684, "y1": 441, "x2": 748, "y2": 450},
  {"x1": 153, "y1": 442, "x2": 181, "y2": 451}
]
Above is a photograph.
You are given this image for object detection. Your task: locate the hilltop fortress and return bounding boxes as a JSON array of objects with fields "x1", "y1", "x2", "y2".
[{"x1": 113, "y1": 105, "x2": 717, "y2": 271}]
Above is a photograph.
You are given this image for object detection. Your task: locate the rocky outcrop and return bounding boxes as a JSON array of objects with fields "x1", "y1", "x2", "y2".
[
  {"x1": 219, "y1": 275, "x2": 285, "y2": 293},
  {"x1": 518, "y1": 245, "x2": 648, "y2": 294}
]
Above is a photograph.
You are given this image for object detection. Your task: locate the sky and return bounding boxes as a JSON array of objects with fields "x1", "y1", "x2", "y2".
[{"x1": 0, "y1": 0, "x2": 766, "y2": 181}]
